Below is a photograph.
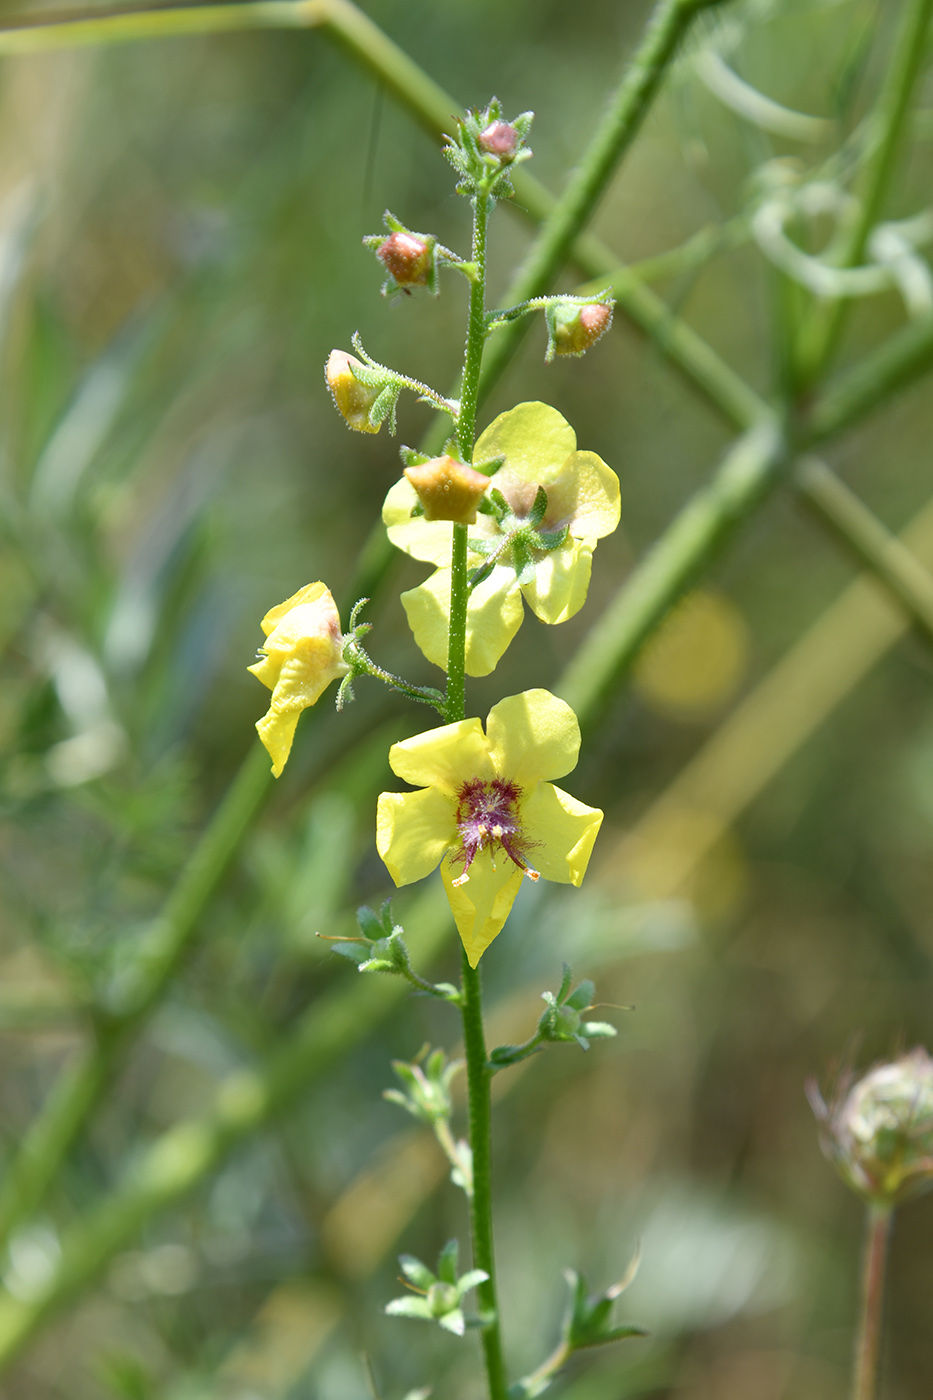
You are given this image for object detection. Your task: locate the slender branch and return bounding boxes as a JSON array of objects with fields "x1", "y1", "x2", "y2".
[
  {"x1": 558, "y1": 420, "x2": 787, "y2": 725},
  {"x1": 852, "y1": 1206, "x2": 893, "y2": 1400},
  {"x1": 478, "y1": 0, "x2": 738, "y2": 404},
  {"x1": 0, "y1": 957, "x2": 436, "y2": 1370},
  {"x1": 0, "y1": 740, "x2": 272, "y2": 1250},
  {"x1": 806, "y1": 313, "x2": 933, "y2": 443},
  {"x1": 794, "y1": 0, "x2": 933, "y2": 387},
  {"x1": 795, "y1": 457, "x2": 933, "y2": 643},
  {"x1": 0, "y1": 0, "x2": 323, "y2": 49}
]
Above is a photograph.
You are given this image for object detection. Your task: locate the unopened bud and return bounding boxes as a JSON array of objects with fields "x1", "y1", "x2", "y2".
[
  {"x1": 404, "y1": 455, "x2": 490, "y2": 524},
  {"x1": 548, "y1": 300, "x2": 614, "y2": 359},
  {"x1": 478, "y1": 121, "x2": 519, "y2": 160},
  {"x1": 808, "y1": 1048, "x2": 933, "y2": 1207},
  {"x1": 377, "y1": 231, "x2": 432, "y2": 288},
  {"x1": 325, "y1": 350, "x2": 383, "y2": 434}
]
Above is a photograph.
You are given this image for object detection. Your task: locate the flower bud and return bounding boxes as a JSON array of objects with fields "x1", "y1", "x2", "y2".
[
  {"x1": 377, "y1": 231, "x2": 432, "y2": 288},
  {"x1": 808, "y1": 1048, "x2": 933, "y2": 1207},
  {"x1": 404, "y1": 455, "x2": 490, "y2": 524},
  {"x1": 325, "y1": 350, "x2": 382, "y2": 434},
  {"x1": 547, "y1": 300, "x2": 614, "y2": 359},
  {"x1": 478, "y1": 120, "x2": 519, "y2": 160}
]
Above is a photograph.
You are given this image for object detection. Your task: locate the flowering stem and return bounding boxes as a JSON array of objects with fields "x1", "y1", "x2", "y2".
[
  {"x1": 461, "y1": 948, "x2": 508, "y2": 1399},
  {"x1": 445, "y1": 183, "x2": 508, "y2": 1400},
  {"x1": 852, "y1": 1205, "x2": 893, "y2": 1400}
]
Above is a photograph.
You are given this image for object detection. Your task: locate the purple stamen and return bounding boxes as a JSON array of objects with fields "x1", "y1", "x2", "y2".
[{"x1": 451, "y1": 778, "x2": 540, "y2": 885}]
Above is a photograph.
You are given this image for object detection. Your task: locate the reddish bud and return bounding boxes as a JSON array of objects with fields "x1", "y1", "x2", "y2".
[
  {"x1": 553, "y1": 302, "x2": 613, "y2": 357},
  {"x1": 377, "y1": 231, "x2": 432, "y2": 287},
  {"x1": 478, "y1": 121, "x2": 519, "y2": 160}
]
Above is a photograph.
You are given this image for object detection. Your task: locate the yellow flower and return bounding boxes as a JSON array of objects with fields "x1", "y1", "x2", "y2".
[
  {"x1": 376, "y1": 689, "x2": 603, "y2": 966},
  {"x1": 383, "y1": 402, "x2": 620, "y2": 675},
  {"x1": 248, "y1": 582, "x2": 348, "y2": 777}
]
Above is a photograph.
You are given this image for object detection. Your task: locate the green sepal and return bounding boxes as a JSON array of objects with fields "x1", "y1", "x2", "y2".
[
  {"x1": 562, "y1": 1267, "x2": 647, "y2": 1352},
  {"x1": 437, "y1": 1238, "x2": 459, "y2": 1285},
  {"x1": 400, "y1": 445, "x2": 433, "y2": 467},
  {"x1": 400, "y1": 1254, "x2": 436, "y2": 1292},
  {"x1": 528, "y1": 485, "x2": 549, "y2": 528}
]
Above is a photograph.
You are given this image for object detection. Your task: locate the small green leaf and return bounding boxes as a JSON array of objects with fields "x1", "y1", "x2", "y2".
[
  {"x1": 399, "y1": 1254, "x2": 436, "y2": 1291},
  {"x1": 437, "y1": 1239, "x2": 459, "y2": 1286}
]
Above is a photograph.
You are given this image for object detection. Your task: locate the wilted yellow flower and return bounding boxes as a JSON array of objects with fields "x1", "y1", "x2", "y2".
[
  {"x1": 404, "y1": 455, "x2": 491, "y2": 524},
  {"x1": 325, "y1": 349, "x2": 382, "y2": 434},
  {"x1": 248, "y1": 582, "x2": 348, "y2": 777},
  {"x1": 383, "y1": 402, "x2": 620, "y2": 675},
  {"x1": 376, "y1": 689, "x2": 602, "y2": 966}
]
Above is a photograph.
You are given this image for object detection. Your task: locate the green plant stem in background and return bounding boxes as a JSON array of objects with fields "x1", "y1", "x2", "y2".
[
  {"x1": 559, "y1": 420, "x2": 786, "y2": 722},
  {"x1": 794, "y1": 0, "x2": 933, "y2": 389},
  {"x1": 0, "y1": 913, "x2": 449, "y2": 1370},
  {"x1": 0, "y1": 739, "x2": 272, "y2": 1252},
  {"x1": 852, "y1": 1206, "x2": 893, "y2": 1400},
  {"x1": 1, "y1": 0, "x2": 931, "y2": 1279},
  {"x1": 794, "y1": 458, "x2": 933, "y2": 644},
  {"x1": 477, "y1": 0, "x2": 734, "y2": 394}
]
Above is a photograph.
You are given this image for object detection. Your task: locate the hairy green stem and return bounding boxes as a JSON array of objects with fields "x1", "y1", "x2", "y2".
[
  {"x1": 447, "y1": 183, "x2": 508, "y2": 1400},
  {"x1": 852, "y1": 1206, "x2": 893, "y2": 1400},
  {"x1": 795, "y1": 0, "x2": 933, "y2": 388}
]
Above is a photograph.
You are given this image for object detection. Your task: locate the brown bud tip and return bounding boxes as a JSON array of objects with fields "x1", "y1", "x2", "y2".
[
  {"x1": 478, "y1": 121, "x2": 519, "y2": 159},
  {"x1": 325, "y1": 350, "x2": 381, "y2": 434},
  {"x1": 377, "y1": 231, "x2": 431, "y2": 287},
  {"x1": 554, "y1": 302, "x2": 613, "y2": 356},
  {"x1": 404, "y1": 455, "x2": 490, "y2": 524}
]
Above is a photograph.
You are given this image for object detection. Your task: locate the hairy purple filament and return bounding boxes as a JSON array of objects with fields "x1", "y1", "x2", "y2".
[{"x1": 451, "y1": 777, "x2": 540, "y2": 886}]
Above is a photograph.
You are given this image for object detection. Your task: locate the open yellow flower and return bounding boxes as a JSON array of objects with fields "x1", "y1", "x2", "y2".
[
  {"x1": 383, "y1": 402, "x2": 620, "y2": 675},
  {"x1": 248, "y1": 582, "x2": 348, "y2": 777},
  {"x1": 376, "y1": 689, "x2": 603, "y2": 966}
]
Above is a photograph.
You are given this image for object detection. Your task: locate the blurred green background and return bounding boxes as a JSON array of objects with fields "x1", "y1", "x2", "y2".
[{"x1": 2, "y1": 0, "x2": 933, "y2": 1395}]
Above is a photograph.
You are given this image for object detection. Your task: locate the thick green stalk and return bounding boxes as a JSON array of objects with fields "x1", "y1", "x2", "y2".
[
  {"x1": 794, "y1": 0, "x2": 933, "y2": 388},
  {"x1": 447, "y1": 185, "x2": 508, "y2": 1400},
  {"x1": 460, "y1": 950, "x2": 508, "y2": 1400},
  {"x1": 852, "y1": 1206, "x2": 893, "y2": 1400}
]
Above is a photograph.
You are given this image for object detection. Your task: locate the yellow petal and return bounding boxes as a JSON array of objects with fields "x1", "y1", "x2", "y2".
[
  {"x1": 258, "y1": 581, "x2": 336, "y2": 639},
  {"x1": 255, "y1": 707, "x2": 301, "y2": 779},
  {"x1": 520, "y1": 782, "x2": 603, "y2": 885},
  {"x1": 252, "y1": 645, "x2": 344, "y2": 776},
  {"x1": 383, "y1": 478, "x2": 457, "y2": 566},
  {"x1": 441, "y1": 850, "x2": 524, "y2": 967},
  {"x1": 543, "y1": 450, "x2": 620, "y2": 539},
  {"x1": 485, "y1": 689, "x2": 581, "y2": 787},
  {"x1": 401, "y1": 565, "x2": 524, "y2": 677},
  {"x1": 473, "y1": 402, "x2": 576, "y2": 484},
  {"x1": 376, "y1": 788, "x2": 456, "y2": 885},
  {"x1": 388, "y1": 718, "x2": 493, "y2": 796},
  {"x1": 521, "y1": 537, "x2": 594, "y2": 625}
]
